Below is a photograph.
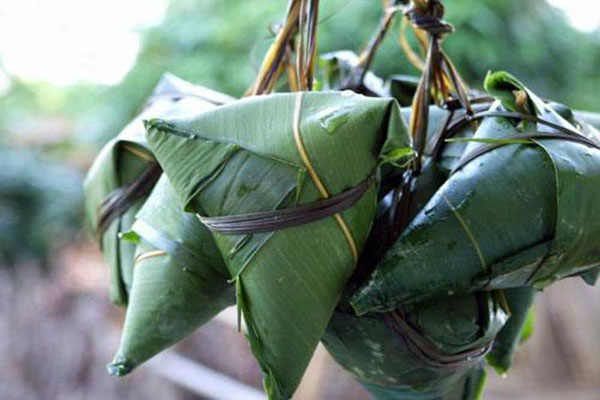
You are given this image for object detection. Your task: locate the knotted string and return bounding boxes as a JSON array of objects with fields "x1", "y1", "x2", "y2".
[
  {"x1": 386, "y1": 0, "x2": 474, "y2": 243},
  {"x1": 404, "y1": 0, "x2": 472, "y2": 172}
]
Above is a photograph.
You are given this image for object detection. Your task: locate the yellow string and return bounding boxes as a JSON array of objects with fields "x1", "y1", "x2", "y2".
[
  {"x1": 122, "y1": 144, "x2": 155, "y2": 163},
  {"x1": 249, "y1": 0, "x2": 301, "y2": 96},
  {"x1": 398, "y1": 16, "x2": 425, "y2": 71},
  {"x1": 292, "y1": 92, "x2": 358, "y2": 262},
  {"x1": 286, "y1": 57, "x2": 300, "y2": 92},
  {"x1": 134, "y1": 250, "x2": 167, "y2": 265}
]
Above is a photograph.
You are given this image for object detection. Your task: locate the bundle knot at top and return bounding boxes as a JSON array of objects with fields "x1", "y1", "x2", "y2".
[{"x1": 405, "y1": 0, "x2": 453, "y2": 37}]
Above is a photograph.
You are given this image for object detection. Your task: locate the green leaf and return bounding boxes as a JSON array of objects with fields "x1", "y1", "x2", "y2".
[
  {"x1": 146, "y1": 91, "x2": 410, "y2": 399},
  {"x1": 351, "y1": 73, "x2": 600, "y2": 313},
  {"x1": 84, "y1": 73, "x2": 227, "y2": 306},
  {"x1": 483, "y1": 71, "x2": 544, "y2": 116},
  {"x1": 83, "y1": 114, "x2": 155, "y2": 306},
  {"x1": 575, "y1": 111, "x2": 600, "y2": 131},
  {"x1": 108, "y1": 175, "x2": 234, "y2": 376},
  {"x1": 486, "y1": 287, "x2": 536, "y2": 375},
  {"x1": 323, "y1": 292, "x2": 506, "y2": 399},
  {"x1": 520, "y1": 305, "x2": 536, "y2": 343}
]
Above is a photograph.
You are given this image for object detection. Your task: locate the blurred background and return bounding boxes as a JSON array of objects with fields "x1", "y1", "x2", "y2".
[{"x1": 1, "y1": 0, "x2": 599, "y2": 398}]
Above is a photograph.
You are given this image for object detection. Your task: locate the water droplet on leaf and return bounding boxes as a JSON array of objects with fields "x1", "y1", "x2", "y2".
[{"x1": 317, "y1": 106, "x2": 351, "y2": 134}]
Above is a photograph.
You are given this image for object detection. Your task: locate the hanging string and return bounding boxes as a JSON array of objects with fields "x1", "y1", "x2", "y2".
[
  {"x1": 249, "y1": 0, "x2": 320, "y2": 95},
  {"x1": 402, "y1": 0, "x2": 473, "y2": 173},
  {"x1": 296, "y1": 0, "x2": 320, "y2": 91},
  {"x1": 249, "y1": 0, "x2": 301, "y2": 95},
  {"x1": 383, "y1": 0, "x2": 475, "y2": 245},
  {"x1": 304, "y1": 0, "x2": 319, "y2": 90},
  {"x1": 398, "y1": 16, "x2": 425, "y2": 71},
  {"x1": 343, "y1": 1, "x2": 402, "y2": 91}
]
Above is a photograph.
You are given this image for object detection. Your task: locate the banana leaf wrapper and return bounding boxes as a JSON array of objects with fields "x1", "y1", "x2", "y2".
[
  {"x1": 107, "y1": 175, "x2": 234, "y2": 376},
  {"x1": 145, "y1": 91, "x2": 412, "y2": 399},
  {"x1": 351, "y1": 71, "x2": 600, "y2": 313},
  {"x1": 83, "y1": 73, "x2": 233, "y2": 306},
  {"x1": 355, "y1": 103, "x2": 478, "y2": 292},
  {"x1": 319, "y1": 57, "x2": 472, "y2": 194},
  {"x1": 84, "y1": 130, "x2": 154, "y2": 306},
  {"x1": 323, "y1": 291, "x2": 506, "y2": 399},
  {"x1": 486, "y1": 286, "x2": 535, "y2": 375},
  {"x1": 326, "y1": 103, "x2": 497, "y2": 398},
  {"x1": 360, "y1": 366, "x2": 485, "y2": 400},
  {"x1": 575, "y1": 109, "x2": 600, "y2": 291}
]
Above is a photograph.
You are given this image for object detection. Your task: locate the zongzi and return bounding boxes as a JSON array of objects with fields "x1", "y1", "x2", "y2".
[
  {"x1": 351, "y1": 71, "x2": 600, "y2": 313},
  {"x1": 84, "y1": 73, "x2": 233, "y2": 305},
  {"x1": 145, "y1": 91, "x2": 412, "y2": 398},
  {"x1": 107, "y1": 175, "x2": 234, "y2": 376}
]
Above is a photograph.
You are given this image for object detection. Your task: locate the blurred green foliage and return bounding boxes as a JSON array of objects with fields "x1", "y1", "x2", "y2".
[
  {"x1": 4, "y1": 0, "x2": 600, "y2": 147},
  {"x1": 0, "y1": 148, "x2": 83, "y2": 264},
  {"x1": 69, "y1": 0, "x2": 600, "y2": 147},
  {"x1": 0, "y1": 0, "x2": 599, "y2": 263}
]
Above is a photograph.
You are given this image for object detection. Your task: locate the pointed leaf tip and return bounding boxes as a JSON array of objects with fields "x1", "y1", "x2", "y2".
[
  {"x1": 483, "y1": 71, "x2": 519, "y2": 92},
  {"x1": 106, "y1": 359, "x2": 133, "y2": 377}
]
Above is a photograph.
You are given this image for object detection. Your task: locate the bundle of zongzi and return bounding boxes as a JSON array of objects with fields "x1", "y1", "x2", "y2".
[
  {"x1": 145, "y1": 91, "x2": 412, "y2": 398},
  {"x1": 351, "y1": 71, "x2": 600, "y2": 313}
]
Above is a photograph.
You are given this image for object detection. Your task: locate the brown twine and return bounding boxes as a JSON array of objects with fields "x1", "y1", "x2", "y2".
[
  {"x1": 451, "y1": 131, "x2": 600, "y2": 175},
  {"x1": 434, "y1": 109, "x2": 600, "y2": 170},
  {"x1": 383, "y1": 0, "x2": 472, "y2": 245},
  {"x1": 249, "y1": 0, "x2": 319, "y2": 96},
  {"x1": 296, "y1": 0, "x2": 320, "y2": 91},
  {"x1": 249, "y1": 0, "x2": 301, "y2": 95},
  {"x1": 199, "y1": 174, "x2": 374, "y2": 236},
  {"x1": 403, "y1": 0, "x2": 473, "y2": 173},
  {"x1": 343, "y1": 1, "x2": 402, "y2": 91},
  {"x1": 428, "y1": 99, "x2": 493, "y2": 159},
  {"x1": 385, "y1": 309, "x2": 492, "y2": 370},
  {"x1": 97, "y1": 87, "x2": 234, "y2": 240},
  {"x1": 96, "y1": 162, "x2": 162, "y2": 239}
]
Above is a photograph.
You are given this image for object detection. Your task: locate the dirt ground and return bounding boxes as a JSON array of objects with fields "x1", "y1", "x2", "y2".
[{"x1": 1, "y1": 241, "x2": 599, "y2": 399}]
